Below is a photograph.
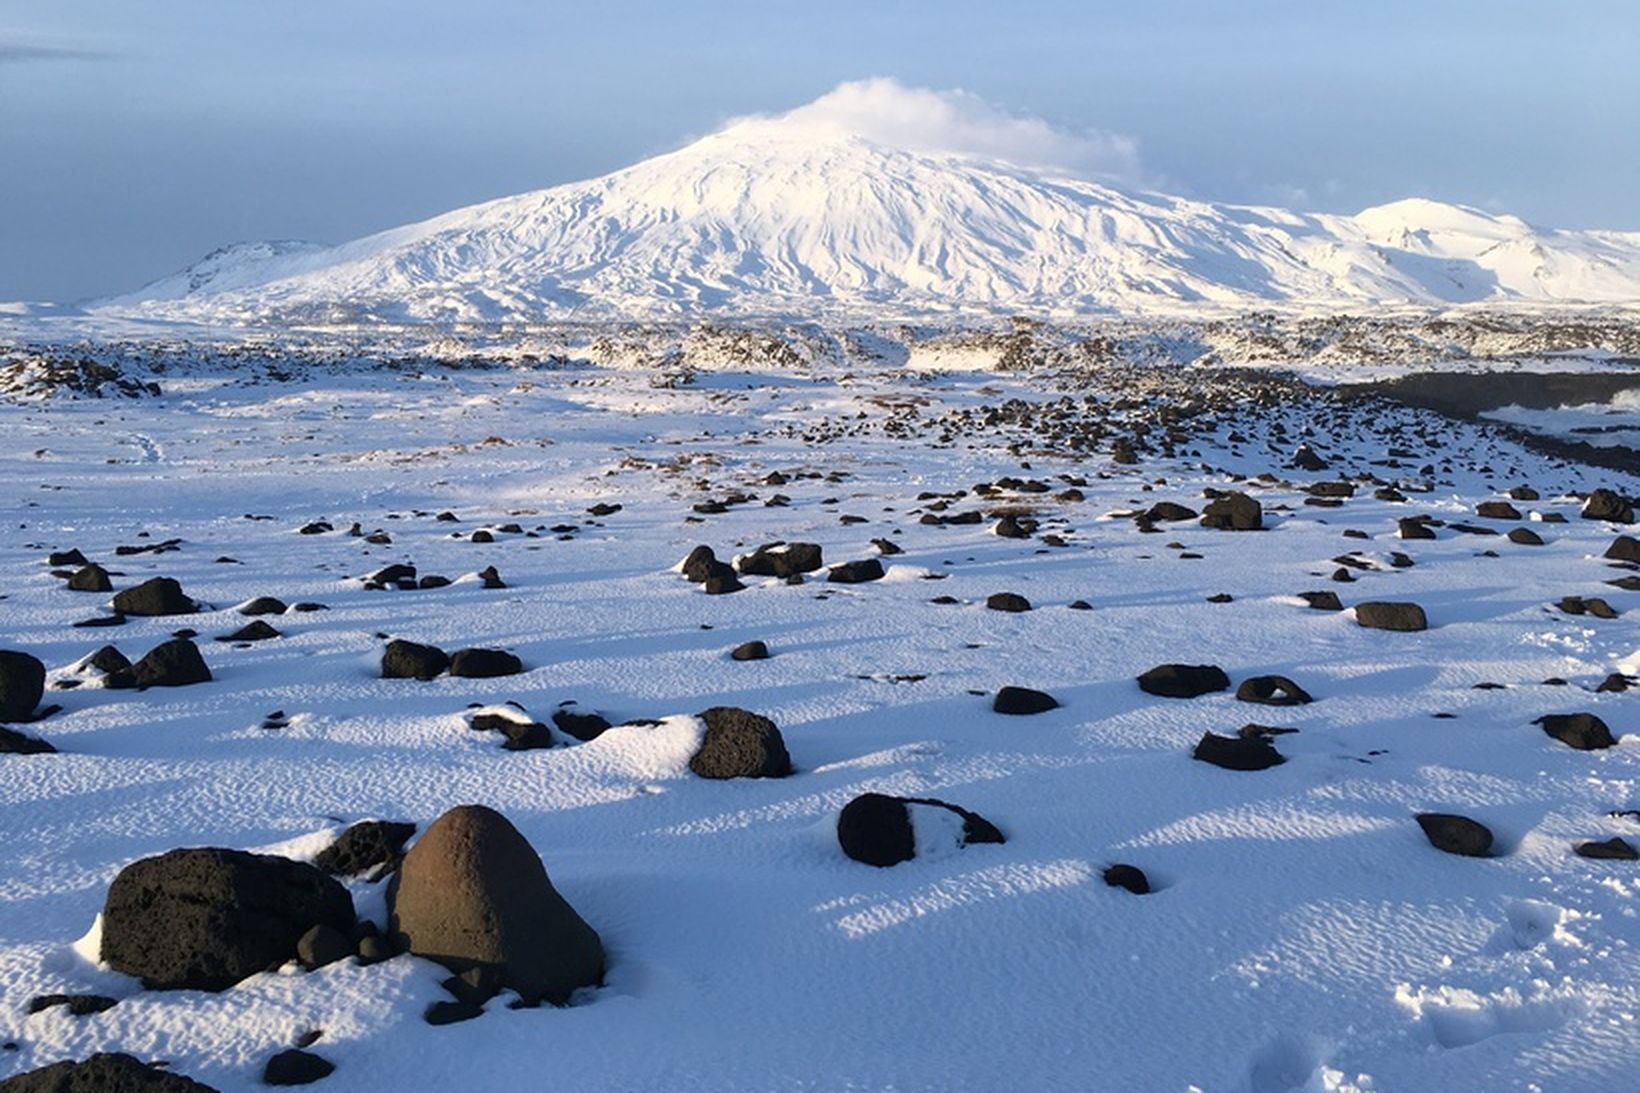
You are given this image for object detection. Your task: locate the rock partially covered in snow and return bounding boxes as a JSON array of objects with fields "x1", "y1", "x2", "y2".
[
  {"x1": 387, "y1": 804, "x2": 604, "y2": 1006},
  {"x1": 0, "y1": 1053, "x2": 220, "y2": 1091},
  {"x1": 101, "y1": 848, "x2": 355, "y2": 990},
  {"x1": 689, "y1": 707, "x2": 793, "y2": 778},
  {"x1": 836, "y1": 792, "x2": 1004, "y2": 867}
]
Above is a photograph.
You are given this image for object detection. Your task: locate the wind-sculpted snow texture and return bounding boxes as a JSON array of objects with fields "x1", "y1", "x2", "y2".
[
  {"x1": 92, "y1": 113, "x2": 1640, "y2": 325},
  {"x1": 0, "y1": 342, "x2": 1635, "y2": 1091}
]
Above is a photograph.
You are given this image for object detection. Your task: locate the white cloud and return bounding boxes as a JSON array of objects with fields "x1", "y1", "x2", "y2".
[{"x1": 723, "y1": 77, "x2": 1144, "y2": 184}]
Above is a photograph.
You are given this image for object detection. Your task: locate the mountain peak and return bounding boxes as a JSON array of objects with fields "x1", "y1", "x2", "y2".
[{"x1": 91, "y1": 82, "x2": 1640, "y2": 326}]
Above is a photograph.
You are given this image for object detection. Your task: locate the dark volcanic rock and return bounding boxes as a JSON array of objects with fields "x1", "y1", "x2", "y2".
[
  {"x1": 1355, "y1": 602, "x2": 1428, "y2": 632},
  {"x1": 1200, "y1": 492, "x2": 1262, "y2": 531},
  {"x1": 47, "y1": 549, "x2": 90, "y2": 568},
  {"x1": 1397, "y1": 518, "x2": 1437, "y2": 541},
  {"x1": 993, "y1": 686, "x2": 1059, "y2": 715},
  {"x1": 836, "y1": 792, "x2": 1004, "y2": 867},
  {"x1": 1137, "y1": 663, "x2": 1230, "y2": 699},
  {"x1": 263, "y1": 1050, "x2": 335, "y2": 1086},
  {"x1": 1102, "y1": 864, "x2": 1150, "y2": 895},
  {"x1": 1507, "y1": 527, "x2": 1544, "y2": 546},
  {"x1": 679, "y1": 546, "x2": 719, "y2": 583},
  {"x1": 985, "y1": 592, "x2": 1032, "y2": 613},
  {"x1": 0, "y1": 650, "x2": 46, "y2": 721},
  {"x1": 1235, "y1": 675, "x2": 1313, "y2": 706},
  {"x1": 1143, "y1": 502, "x2": 1198, "y2": 523},
  {"x1": 0, "y1": 1053, "x2": 219, "y2": 1092},
  {"x1": 1416, "y1": 813, "x2": 1494, "y2": 857},
  {"x1": 381, "y1": 640, "x2": 449, "y2": 680},
  {"x1": 449, "y1": 649, "x2": 523, "y2": 679},
  {"x1": 551, "y1": 705, "x2": 612, "y2": 742},
  {"x1": 1193, "y1": 731, "x2": 1285, "y2": 771},
  {"x1": 218, "y1": 620, "x2": 280, "y2": 642},
  {"x1": 101, "y1": 848, "x2": 355, "y2": 991},
  {"x1": 1604, "y1": 535, "x2": 1640, "y2": 563},
  {"x1": 1535, "y1": 713, "x2": 1617, "y2": 751},
  {"x1": 67, "y1": 564, "x2": 113, "y2": 592},
  {"x1": 1299, "y1": 591, "x2": 1344, "y2": 611},
  {"x1": 25, "y1": 993, "x2": 118, "y2": 1016},
  {"x1": 738, "y1": 542, "x2": 823, "y2": 578},
  {"x1": 730, "y1": 640, "x2": 769, "y2": 662},
  {"x1": 827, "y1": 559, "x2": 885, "y2": 584},
  {"x1": 1, "y1": 725, "x2": 56, "y2": 754},
  {"x1": 239, "y1": 597, "x2": 287, "y2": 616},
  {"x1": 131, "y1": 639, "x2": 211, "y2": 688},
  {"x1": 690, "y1": 707, "x2": 792, "y2": 779},
  {"x1": 111, "y1": 577, "x2": 196, "y2": 617},
  {"x1": 315, "y1": 820, "x2": 416, "y2": 878},
  {"x1": 387, "y1": 805, "x2": 604, "y2": 1006},
  {"x1": 1581, "y1": 489, "x2": 1634, "y2": 524},
  {"x1": 295, "y1": 924, "x2": 351, "y2": 969},
  {"x1": 1476, "y1": 501, "x2": 1522, "y2": 520},
  {"x1": 1575, "y1": 837, "x2": 1637, "y2": 860}
]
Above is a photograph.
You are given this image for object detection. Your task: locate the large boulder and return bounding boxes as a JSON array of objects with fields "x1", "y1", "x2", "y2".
[
  {"x1": 1415, "y1": 813, "x2": 1494, "y2": 857},
  {"x1": 1606, "y1": 535, "x2": 1640, "y2": 563},
  {"x1": 836, "y1": 792, "x2": 1004, "y2": 867},
  {"x1": 827, "y1": 559, "x2": 885, "y2": 584},
  {"x1": 387, "y1": 805, "x2": 604, "y2": 1006},
  {"x1": 0, "y1": 650, "x2": 46, "y2": 721},
  {"x1": 111, "y1": 577, "x2": 196, "y2": 617},
  {"x1": 67, "y1": 564, "x2": 113, "y2": 592},
  {"x1": 129, "y1": 639, "x2": 211, "y2": 688},
  {"x1": 992, "y1": 686, "x2": 1059, "y2": 715},
  {"x1": 1193, "y1": 731, "x2": 1285, "y2": 771},
  {"x1": 737, "y1": 542, "x2": 823, "y2": 578},
  {"x1": 1581, "y1": 489, "x2": 1634, "y2": 524},
  {"x1": 101, "y1": 848, "x2": 355, "y2": 991},
  {"x1": 1200, "y1": 492, "x2": 1262, "y2": 531},
  {"x1": 1354, "y1": 602, "x2": 1428, "y2": 632},
  {"x1": 1535, "y1": 713, "x2": 1616, "y2": 751},
  {"x1": 381, "y1": 640, "x2": 450, "y2": 680},
  {"x1": 448, "y1": 648, "x2": 523, "y2": 679},
  {"x1": 689, "y1": 707, "x2": 793, "y2": 778},
  {"x1": 0, "y1": 1053, "x2": 219, "y2": 1092},
  {"x1": 1136, "y1": 663, "x2": 1230, "y2": 699}
]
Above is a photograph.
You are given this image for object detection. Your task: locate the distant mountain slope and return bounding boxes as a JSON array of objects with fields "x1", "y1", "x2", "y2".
[{"x1": 94, "y1": 92, "x2": 1640, "y2": 325}]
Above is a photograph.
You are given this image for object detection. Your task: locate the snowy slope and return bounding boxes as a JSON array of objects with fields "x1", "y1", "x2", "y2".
[{"x1": 93, "y1": 87, "x2": 1640, "y2": 325}]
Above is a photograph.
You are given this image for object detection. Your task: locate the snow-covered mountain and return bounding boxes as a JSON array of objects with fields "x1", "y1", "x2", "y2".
[{"x1": 95, "y1": 86, "x2": 1640, "y2": 325}]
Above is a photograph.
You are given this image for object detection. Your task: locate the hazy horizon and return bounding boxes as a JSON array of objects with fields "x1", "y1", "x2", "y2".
[{"x1": 3, "y1": 0, "x2": 1638, "y2": 303}]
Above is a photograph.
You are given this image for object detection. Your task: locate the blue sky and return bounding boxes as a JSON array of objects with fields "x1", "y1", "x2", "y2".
[{"x1": 3, "y1": 0, "x2": 1637, "y2": 302}]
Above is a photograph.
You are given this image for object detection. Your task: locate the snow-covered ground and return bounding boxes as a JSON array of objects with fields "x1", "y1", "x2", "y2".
[{"x1": 0, "y1": 354, "x2": 1636, "y2": 1092}]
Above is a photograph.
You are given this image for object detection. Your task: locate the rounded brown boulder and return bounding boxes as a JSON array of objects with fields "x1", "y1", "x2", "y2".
[{"x1": 387, "y1": 805, "x2": 604, "y2": 1006}]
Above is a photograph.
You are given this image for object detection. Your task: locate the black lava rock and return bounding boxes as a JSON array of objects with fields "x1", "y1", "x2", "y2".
[
  {"x1": 0, "y1": 650, "x2": 46, "y2": 721},
  {"x1": 1535, "y1": 713, "x2": 1617, "y2": 751},
  {"x1": 448, "y1": 649, "x2": 523, "y2": 679},
  {"x1": 1193, "y1": 731, "x2": 1285, "y2": 771},
  {"x1": 101, "y1": 848, "x2": 355, "y2": 991},
  {"x1": 111, "y1": 577, "x2": 196, "y2": 617},
  {"x1": 130, "y1": 639, "x2": 212, "y2": 688},
  {"x1": 689, "y1": 707, "x2": 792, "y2": 779},
  {"x1": 315, "y1": 820, "x2": 416, "y2": 877},
  {"x1": 1137, "y1": 664, "x2": 1230, "y2": 699},
  {"x1": 1235, "y1": 675, "x2": 1313, "y2": 706},
  {"x1": 1415, "y1": 813, "x2": 1494, "y2": 857},
  {"x1": 992, "y1": 686, "x2": 1059, "y2": 715},
  {"x1": 1355, "y1": 602, "x2": 1428, "y2": 632},
  {"x1": 836, "y1": 792, "x2": 1004, "y2": 867},
  {"x1": 1102, "y1": 864, "x2": 1150, "y2": 895},
  {"x1": 263, "y1": 1049, "x2": 335, "y2": 1086},
  {"x1": 381, "y1": 640, "x2": 450, "y2": 680}
]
